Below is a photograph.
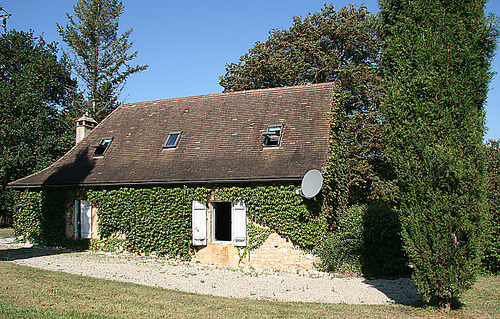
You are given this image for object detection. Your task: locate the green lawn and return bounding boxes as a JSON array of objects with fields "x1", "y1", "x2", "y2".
[
  {"x1": 0, "y1": 227, "x2": 14, "y2": 237},
  {"x1": 0, "y1": 261, "x2": 498, "y2": 318}
]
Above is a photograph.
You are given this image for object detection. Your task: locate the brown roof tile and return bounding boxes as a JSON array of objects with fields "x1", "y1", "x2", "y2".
[{"x1": 8, "y1": 83, "x2": 335, "y2": 188}]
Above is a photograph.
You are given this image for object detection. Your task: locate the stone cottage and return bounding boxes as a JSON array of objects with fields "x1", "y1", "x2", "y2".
[{"x1": 9, "y1": 82, "x2": 338, "y2": 272}]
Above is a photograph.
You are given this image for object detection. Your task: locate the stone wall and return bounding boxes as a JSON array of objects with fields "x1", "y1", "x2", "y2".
[
  {"x1": 192, "y1": 232, "x2": 319, "y2": 273},
  {"x1": 245, "y1": 233, "x2": 319, "y2": 272}
]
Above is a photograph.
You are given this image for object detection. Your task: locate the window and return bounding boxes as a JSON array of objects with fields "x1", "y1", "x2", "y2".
[
  {"x1": 212, "y1": 201, "x2": 247, "y2": 246},
  {"x1": 93, "y1": 137, "x2": 113, "y2": 157},
  {"x1": 262, "y1": 124, "x2": 284, "y2": 147},
  {"x1": 192, "y1": 200, "x2": 247, "y2": 247},
  {"x1": 214, "y1": 202, "x2": 232, "y2": 241},
  {"x1": 163, "y1": 131, "x2": 182, "y2": 149}
]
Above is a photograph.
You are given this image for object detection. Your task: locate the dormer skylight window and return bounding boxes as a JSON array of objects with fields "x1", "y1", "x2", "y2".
[
  {"x1": 163, "y1": 131, "x2": 182, "y2": 149},
  {"x1": 92, "y1": 137, "x2": 113, "y2": 157},
  {"x1": 262, "y1": 124, "x2": 283, "y2": 148}
]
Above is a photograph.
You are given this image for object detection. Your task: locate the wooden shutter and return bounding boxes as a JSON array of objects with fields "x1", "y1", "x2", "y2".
[
  {"x1": 74, "y1": 200, "x2": 80, "y2": 238},
  {"x1": 192, "y1": 200, "x2": 207, "y2": 246},
  {"x1": 80, "y1": 200, "x2": 93, "y2": 239},
  {"x1": 232, "y1": 201, "x2": 247, "y2": 247}
]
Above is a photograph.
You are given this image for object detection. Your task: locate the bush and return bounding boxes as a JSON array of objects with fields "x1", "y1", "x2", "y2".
[
  {"x1": 318, "y1": 204, "x2": 409, "y2": 277},
  {"x1": 318, "y1": 205, "x2": 364, "y2": 274},
  {"x1": 362, "y1": 204, "x2": 409, "y2": 277}
]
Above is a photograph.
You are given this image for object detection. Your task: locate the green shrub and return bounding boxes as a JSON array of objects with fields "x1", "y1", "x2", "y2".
[
  {"x1": 317, "y1": 204, "x2": 409, "y2": 277},
  {"x1": 317, "y1": 205, "x2": 364, "y2": 274},
  {"x1": 380, "y1": 0, "x2": 493, "y2": 309},
  {"x1": 362, "y1": 204, "x2": 409, "y2": 277}
]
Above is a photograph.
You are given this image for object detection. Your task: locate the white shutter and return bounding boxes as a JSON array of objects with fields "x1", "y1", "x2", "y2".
[
  {"x1": 74, "y1": 200, "x2": 80, "y2": 238},
  {"x1": 80, "y1": 200, "x2": 93, "y2": 239},
  {"x1": 192, "y1": 200, "x2": 207, "y2": 246},
  {"x1": 232, "y1": 201, "x2": 247, "y2": 247}
]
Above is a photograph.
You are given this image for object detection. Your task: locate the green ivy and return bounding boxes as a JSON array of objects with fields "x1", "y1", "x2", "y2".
[
  {"x1": 213, "y1": 185, "x2": 326, "y2": 248},
  {"x1": 86, "y1": 185, "x2": 325, "y2": 259},
  {"x1": 323, "y1": 83, "x2": 348, "y2": 227},
  {"x1": 14, "y1": 184, "x2": 326, "y2": 261},
  {"x1": 13, "y1": 190, "x2": 43, "y2": 242},
  {"x1": 246, "y1": 222, "x2": 273, "y2": 251},
  {"x1": 89, "y1": 236, "x2": 125, "y2": 253},
  {"x1": 13, "y1": 189, "x2": 73, "y2": 246},
  {"x1": 87, "y1": 187, "x2": 209, "y2": 259}
]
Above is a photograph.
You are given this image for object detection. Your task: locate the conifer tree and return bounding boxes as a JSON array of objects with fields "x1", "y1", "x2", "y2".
[
  {"x1": 58, "y1": 0, "x2": 147, "y2": 121},
  {"x1": 379, "y1": 0, "x2": 497, "y2": 310},
  {"x1": 484, "y1": 139, "x2": 500, "y2": 273}
]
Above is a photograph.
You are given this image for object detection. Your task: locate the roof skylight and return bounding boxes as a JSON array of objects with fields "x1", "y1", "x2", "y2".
[
  {"x1": 93, "y1": 137, "x2": 113, "y2": 157},
  {"x1": 262, "y1": 124, "x2": 283, "y2": 148},
  {"x1": 163, "y1": 131, "x2": 182, "y2": 149}
]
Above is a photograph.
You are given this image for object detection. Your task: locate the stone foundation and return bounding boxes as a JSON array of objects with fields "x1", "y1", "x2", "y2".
[
  {"x1": 192, "y1": 232, "x2": 319, "y2": 273},
  {"x1": 245, "y1": 233, "x2": 318, "y2": 272}
]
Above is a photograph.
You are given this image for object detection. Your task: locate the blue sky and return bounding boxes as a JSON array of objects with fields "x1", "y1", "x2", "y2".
[{"x1": 2, "y1": 0, "x2": 500, "y2": 140}]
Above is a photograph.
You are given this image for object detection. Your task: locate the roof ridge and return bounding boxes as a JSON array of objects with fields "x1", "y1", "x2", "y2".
[{"x1": 120, "y1": 82, "x2": 337, "y2": 108}]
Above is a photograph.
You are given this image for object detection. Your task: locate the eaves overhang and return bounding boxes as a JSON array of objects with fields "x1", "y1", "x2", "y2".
[{"x1": 6, "y1": 177, "x2": 303, "y2": 190}]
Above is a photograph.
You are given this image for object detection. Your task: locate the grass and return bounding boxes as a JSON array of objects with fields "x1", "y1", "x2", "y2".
[
  {"x1": 0, "y1": 227, "x2": 14, "y2": 237},
  {"x1": 0, "y1": 260, "x2": 498, "y2": 318}
]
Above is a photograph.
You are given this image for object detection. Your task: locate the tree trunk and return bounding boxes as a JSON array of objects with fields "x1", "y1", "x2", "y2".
[{"x1": 439, "y1": 297, "x2": 451, "y2": 313}]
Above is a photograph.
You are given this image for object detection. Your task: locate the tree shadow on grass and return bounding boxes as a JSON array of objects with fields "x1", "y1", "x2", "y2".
[
  {"x1": 363, "y1": 279, "x2": 466, "y2": 310},
  {"x1": 362, "y1": 277, "x2": 422, "y2": 305},
  {"x1": 0, "y1": 245, "x2": 70, "y2": 262},
  {"x1": 0, "y1": 239, "x2": 90, "y2": 262}
]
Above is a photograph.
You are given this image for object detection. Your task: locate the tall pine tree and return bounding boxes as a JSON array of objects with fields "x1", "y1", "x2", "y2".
[
  {"x1": 58, "y1": 0, "x2": 147, "y2": 121},
  {"x1": 379, "y1": 0, "x2": 497, "y2": 310}
]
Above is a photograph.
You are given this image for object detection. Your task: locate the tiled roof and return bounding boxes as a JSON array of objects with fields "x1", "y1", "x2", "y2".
[{"x1": 8, "y1": 83, "x2": 335, "y2": 188}]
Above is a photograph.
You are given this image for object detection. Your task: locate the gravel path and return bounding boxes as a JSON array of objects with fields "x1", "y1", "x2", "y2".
[{"x1": 0, "y1": 238, "x2": 420, "y2": 305}]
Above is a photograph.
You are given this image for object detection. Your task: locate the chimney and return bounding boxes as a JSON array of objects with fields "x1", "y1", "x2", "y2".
[{"x1": 76, "y1": 113, "x2": 97, "y2": 144}]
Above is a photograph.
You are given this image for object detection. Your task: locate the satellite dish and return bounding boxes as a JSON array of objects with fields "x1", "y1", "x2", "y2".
[{"x1": 298, "y1": 169, "x2": 323, "y2": 199}]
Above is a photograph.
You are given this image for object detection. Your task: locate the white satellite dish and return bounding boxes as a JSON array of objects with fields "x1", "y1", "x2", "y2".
[{"x1": 297, "y1": 169, "x2": 323, "y2": 199}]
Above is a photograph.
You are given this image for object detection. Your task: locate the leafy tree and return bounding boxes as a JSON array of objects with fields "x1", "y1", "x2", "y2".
[
  {"x1": 379, "y1": 0, "x2": 497, "y2": 310},
  {"x1": 220, "y1": 4, "x2": 378, "y2": 110},
  {"x1": 0, "y1": 30, "x2": 77, "y2": 224},
  {"x1": 57, "y1": 0, "x2": 147, "y2": 121},
  {"x1": 220, "y1": 4, "x2": 397, "y2": 216},
  {"x1": 484, "y1": 139, "x2": 500, "y2": 273}
]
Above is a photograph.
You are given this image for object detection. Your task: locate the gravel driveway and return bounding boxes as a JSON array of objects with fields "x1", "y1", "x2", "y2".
[{"x1": 0, "y1": 237, "x2": 420, "y2": 305}]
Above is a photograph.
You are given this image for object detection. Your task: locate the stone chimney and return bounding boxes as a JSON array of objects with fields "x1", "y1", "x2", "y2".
[{"x1": 76, "y1": 113, "x2": 97, "y2": 144}]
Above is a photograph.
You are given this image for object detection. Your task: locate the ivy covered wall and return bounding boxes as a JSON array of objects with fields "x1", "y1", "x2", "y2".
[
  {"x1": 14, "y1": 184, "x2": 327, "y2": 259},
  {"x1": 13, "y1": 189, "x2": 73, "y2": 246}
]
